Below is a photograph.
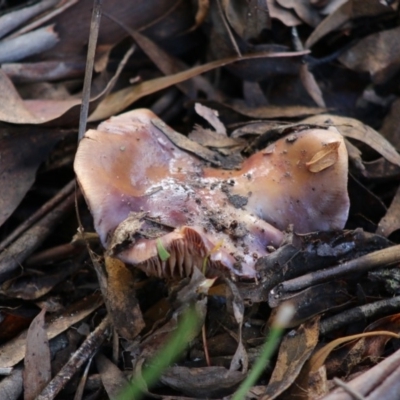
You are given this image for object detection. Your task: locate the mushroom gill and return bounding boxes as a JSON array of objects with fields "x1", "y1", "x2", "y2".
[{"x1": 74, "y1": 109, "x2": 349, "y2": 279}]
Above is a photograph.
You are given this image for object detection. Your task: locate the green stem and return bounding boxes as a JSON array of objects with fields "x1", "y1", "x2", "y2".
[{"x1": 118, "y1": 309, "x2": 199, "y2": 400}]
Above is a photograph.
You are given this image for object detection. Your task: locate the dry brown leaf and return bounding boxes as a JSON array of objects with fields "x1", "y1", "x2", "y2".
[
  {"x1": 259, "y1": 317, "x2": 320, "y2": 400},
  {"x1": 224, "y1": 278, "x2": 248, "y2": 373},
  {"x1": 0, "y1": 293, "x2": 102, "y2": 368},
  {"x1": 188, "y1": 125, "x2": 246, "y2": 155},
  {"x1": 229, "y1": 103, "x2": 325, "y2": 119},
  {"x1": 299, "y1": 63, "x2": 326, "y2": 107},
  {"x1": 190, "y1": 0, "x2": 210, "y2": 31},
  {"x1": 151, "y1": 116, "x2": 242, "y2": 169},
  {"x1": 103, "y1": 256, "x2": 145, "y2": 340},
  {"x1": 363, "y1": 313, "x2": 400, "y2": 359},
  {"x1": 88, "y1": 50, "x2": 309, "y2": 121},
  {"x1": 309, "y1": 331, "x2": 400, "y2": 374},
  {"x1": 305, "y1": 0, "x2": 351, "y2": 48},
  {"x1": 23, "y1": 308, "x2": 51, "y2": 400},
  {"x1": 96, "y1": 353, "x2": 129, "y2": 400},
  {"x1": 291, "y1": 331, "x2": 400, "y2": 399},
  {"x1": 306, "y1": 141, "x2": 340, "y2": 172}
]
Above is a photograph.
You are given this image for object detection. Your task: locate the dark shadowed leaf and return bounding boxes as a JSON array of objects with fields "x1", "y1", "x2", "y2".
[
  {"x1": 305, "y1": 0, "x2": 393, "y2": 48},
  {"x1": 339, "y1": 26, "x2": 400, "y2": 84},
  {"x1": 161, "y1": 366, "x2": 245, "y2": 397},
  {"x1": 0, "y1": 126, "x2": 61, "y2": 228}
]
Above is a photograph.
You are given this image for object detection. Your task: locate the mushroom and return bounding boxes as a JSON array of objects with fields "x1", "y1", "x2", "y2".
[{"x1": 74, "y1": 109, "x2": 349, "y2": 279}]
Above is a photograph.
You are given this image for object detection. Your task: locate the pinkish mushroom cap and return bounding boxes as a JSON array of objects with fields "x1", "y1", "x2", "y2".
[{"x1": 74, "y1": 109, "x2": 349, "y2": 279}]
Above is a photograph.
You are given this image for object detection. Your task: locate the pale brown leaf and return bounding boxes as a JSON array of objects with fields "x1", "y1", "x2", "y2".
[
  {"x1": 306, "y1": 141, "x2": 340, "y2": 172},
  {"x1": 24, "y1": 308, "x2": 51, "y2": 400}
]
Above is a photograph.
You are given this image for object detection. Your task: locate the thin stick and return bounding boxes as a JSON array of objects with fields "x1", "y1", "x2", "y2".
[
  {"x1": 320, "y1": 295, "x2": 400, "y2": 336},
  {"x1": 216, "y1": 0, "x2": 242, "y2": 57},
  {"x1": 78, "y1": 0, "x2": 103, "y2": 141},
  {"x1": 36, "y1": 316, "x2": 110, "y2": 400},
  {"x1": 202, "y1": 324, "x2": 211, "y2": 367},
  {"x1": 0, "y1": 193, "x2": 76, "y2": 283},
  {"x1": 270, "y1": 244, "x2": 400, "y2": 300}
]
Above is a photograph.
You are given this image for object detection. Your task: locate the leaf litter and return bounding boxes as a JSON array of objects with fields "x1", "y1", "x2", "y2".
[{"x1": 2, "y1": 0, "x2": 400, "y2": 399}]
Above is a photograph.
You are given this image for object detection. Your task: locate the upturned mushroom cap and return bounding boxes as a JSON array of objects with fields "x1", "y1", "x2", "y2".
[{"x1": 74, "y1": 109, "x2": 349, "y2": 279}]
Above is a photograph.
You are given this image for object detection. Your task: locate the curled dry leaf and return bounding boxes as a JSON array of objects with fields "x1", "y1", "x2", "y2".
[
  {"x1": 75, "y1": 109, "x2": 349, "y2": 279},
  {"x1": 195, "y1": 103, "x2": 227, "y2": 135},
  {"x1": 301, "y1": 114, "x2": 400, "y2": 167},
  {"x1": 306, "y1": 141, "x2": 340, "y2": 173}
]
